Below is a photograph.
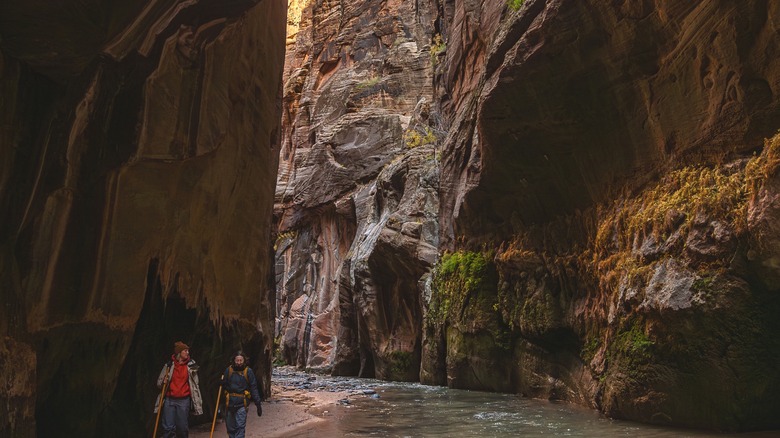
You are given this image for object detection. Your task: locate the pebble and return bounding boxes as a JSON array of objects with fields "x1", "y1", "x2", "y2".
[{"x1": 273, "y1": 366, "x2": 379, "y2": 399}]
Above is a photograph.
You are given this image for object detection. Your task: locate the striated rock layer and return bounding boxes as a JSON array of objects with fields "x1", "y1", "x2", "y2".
[
  {"x1": 276, "y1": 0, "x2": 780, "y2": 432},
  {"x1": 274, "y1": 0, "x2": 440, "y2": 380},
  {"x1": 426, "y1": 0, "x2": 780, "y2": 432},
  {"x1": 0, "y1": 0, "x2": 285, "y2": 435}
]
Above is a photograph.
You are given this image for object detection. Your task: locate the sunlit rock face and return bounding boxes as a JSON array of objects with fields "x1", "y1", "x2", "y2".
[
  {"x1": 0, "y1": 0, "x2": 285, "y2": 435},
  {"x1": 274, "y1": 0, "x2": 439, "y2": 379},
  {"x1": 427, "y1": 0, "x2": 780, "y2": 432}
]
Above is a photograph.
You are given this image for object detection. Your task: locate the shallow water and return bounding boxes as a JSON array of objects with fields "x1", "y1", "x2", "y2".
[{"x1": 279, "y1": 373, "x2": 778, "y2": 438}]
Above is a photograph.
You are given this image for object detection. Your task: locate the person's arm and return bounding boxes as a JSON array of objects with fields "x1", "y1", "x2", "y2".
[
  {"x1": 188, "y1": 361, "x2": 204, "y2": 416},
  {"x1": 156, "y1": 363, "x2": 169, "y2": 388},
  {"x1": 247, "y1": 368, "x2": 263, "y2": 416},
  {"x1": 220, "y1": 368, "x2": 229, "y2": 389}
]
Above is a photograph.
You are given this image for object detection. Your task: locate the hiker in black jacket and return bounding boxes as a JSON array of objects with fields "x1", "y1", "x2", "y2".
[{"x1": 221, "y1": 351, "x2": 262, "y2": 438}]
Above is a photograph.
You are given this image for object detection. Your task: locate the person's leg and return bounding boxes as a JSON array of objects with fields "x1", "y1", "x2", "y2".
[
  {"x1": 161, "y1": 398, "x2": 177, "y2": 438},
  {"x1": 173, "y1": 398, "x2": 190, "y2": 437},
  {"x1": 234, "y1": 406, "x2": 247, "y2": 438},
  {"x1": 225, "y1": 407, "x2": 238, "y2": 438}
]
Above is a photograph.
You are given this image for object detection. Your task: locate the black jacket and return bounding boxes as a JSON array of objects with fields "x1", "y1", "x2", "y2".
[{"x1": 221, "y1": 366, "x2": 262, "y2": 409}]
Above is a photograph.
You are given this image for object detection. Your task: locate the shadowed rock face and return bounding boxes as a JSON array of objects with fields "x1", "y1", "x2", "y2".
[
  {"x1": 427, "y1": 0, "x2": 780, "y2": 432},
  {"x1": 274, "y1": 0, "x2": 439, "y2": 379},
  {"x1": 276, "y1": 0, "x2": 780, "y2": 431},
  {"x1": 442, "y1": 0, "x2": 780, "y2": 240},
  {"x1": 0, "y1": 1, "x2": 285, "y2": 435},
  {"x1": 7, "y1": 0, "x2": 778, "y2": 433}
]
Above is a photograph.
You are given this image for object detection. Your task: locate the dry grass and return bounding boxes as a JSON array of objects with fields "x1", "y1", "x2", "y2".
[
  {"x1": 590, "y1": 131, "x2": 780, "y2": 290},
  {"x1": 601, "y1": 132, "x2": 780, "y2": 251},
  {"x1": 595, "y1": 166, "x2": 748, "y2": 254}
]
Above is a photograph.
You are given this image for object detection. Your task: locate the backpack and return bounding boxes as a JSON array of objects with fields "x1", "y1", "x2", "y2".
[{"x1": 224, "y1": 367, "x2": 251, "y2": 408}]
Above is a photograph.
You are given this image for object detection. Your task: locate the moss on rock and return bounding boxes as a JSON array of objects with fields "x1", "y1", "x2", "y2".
[{"x1": 423, "y1": 250, "x2": 514, "y2": 391}]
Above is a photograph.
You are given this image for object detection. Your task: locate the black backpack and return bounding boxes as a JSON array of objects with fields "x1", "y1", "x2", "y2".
[{"x1": 224, "y1": 367, "x2": 251, "y2": 408}]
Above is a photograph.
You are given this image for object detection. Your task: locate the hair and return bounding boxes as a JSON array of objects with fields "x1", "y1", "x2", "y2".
[{"x1": 232, "y1": 350, "x2": 248, "y2": 362}]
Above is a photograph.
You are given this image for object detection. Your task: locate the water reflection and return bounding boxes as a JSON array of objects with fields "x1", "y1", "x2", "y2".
[{"x1": 289, "y1": 380, "x2": 777, "y2": 437}]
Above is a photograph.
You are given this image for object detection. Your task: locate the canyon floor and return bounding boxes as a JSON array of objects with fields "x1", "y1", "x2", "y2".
[{"x1": 191, "y1": 367, "x2": 369, "y2": 437}]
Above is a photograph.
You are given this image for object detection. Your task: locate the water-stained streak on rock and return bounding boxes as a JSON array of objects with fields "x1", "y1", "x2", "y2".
[{"x1": 0, "y1": 0, "x2": 285, "y2": 435}]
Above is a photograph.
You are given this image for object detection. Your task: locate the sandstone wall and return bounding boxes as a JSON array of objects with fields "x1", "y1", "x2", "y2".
[
  {"x1": 275, "y1": 0, "x2": 780, "y2": 430},
  {"x1": 427, "y1": 0, "x2": 780, "y2": 431},
  {"x1": 0, "y1": 1, "x2": 285, "y2": 435},
  {"x1": 274, "y1": 0, "x2": 440, "y2": 379}
]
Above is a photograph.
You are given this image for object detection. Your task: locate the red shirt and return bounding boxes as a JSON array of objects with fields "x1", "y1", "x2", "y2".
[{"x1": 167, "y1": 357, "x2": 191, "y2": 398}]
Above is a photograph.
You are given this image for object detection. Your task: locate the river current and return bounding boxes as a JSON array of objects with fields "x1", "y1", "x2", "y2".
[{"x1": 275, "y1": 369, "x2": 778, "y2": 438}]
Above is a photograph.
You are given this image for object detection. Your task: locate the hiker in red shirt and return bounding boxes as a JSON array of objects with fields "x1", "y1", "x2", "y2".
[{"x1": 154, "y1": 341, "x2": 203, "y2": 437}]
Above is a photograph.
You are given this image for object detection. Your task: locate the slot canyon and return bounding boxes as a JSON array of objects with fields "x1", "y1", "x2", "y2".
[{"x1": 2, "y1": 0, "x2": 780, "y2": 435}]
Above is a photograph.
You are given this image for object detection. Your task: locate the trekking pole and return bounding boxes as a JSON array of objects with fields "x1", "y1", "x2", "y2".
[
  {"x1": 152, "y1": 366, "x2": 171, "y2": 438},
  {"x1": 210, "y1": 375, "x2": 224, "y2": 438}
]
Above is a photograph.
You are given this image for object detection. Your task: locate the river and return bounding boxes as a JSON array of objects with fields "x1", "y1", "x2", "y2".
[{"x1": 274, "y1": 369, "x2": 779, "y2": 437}]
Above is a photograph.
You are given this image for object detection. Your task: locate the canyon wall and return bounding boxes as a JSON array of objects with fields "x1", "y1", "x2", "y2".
[
  {"x1": 428, "y1": 0, "x2": 780, "y2": 431},
  {"x1": 0, "y1": 0, "x2": 285, "y2": 435},
  {"x1": 278, "y1": 0, "x2": 780, "y2": 432},
  {"x1": 274, "y1": 0, "x2": 440, "y2": 380},
  {"x1": 5, "y1": 0, "x2": 776, "y2": 433}
]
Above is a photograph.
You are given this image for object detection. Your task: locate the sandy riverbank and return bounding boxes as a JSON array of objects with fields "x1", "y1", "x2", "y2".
[{"x1": 190, "y1": 371, "x2": 357, "y2": 437}]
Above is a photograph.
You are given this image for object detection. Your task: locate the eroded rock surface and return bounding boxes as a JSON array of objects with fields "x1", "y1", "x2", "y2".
[
  {"x1": 274, "y1": 0, "x2": 440, "y2": 380},
  {"x1": 426, "y1": 0, "x2": 780, "y2": 432},
  {"x1": 277, "y1": 0, "x2": 780, "y2": 431},
  {"x1": 7, "y1": 0, "x2": 780, "y2": 434},
  {"x1": 0, "y1": 1, "x2": 285, "y2": 435}
]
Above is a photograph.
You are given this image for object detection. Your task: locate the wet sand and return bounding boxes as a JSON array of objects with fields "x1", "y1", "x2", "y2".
[{"x1": 191, "y1": 369, "x2": 355, "y2": 437}]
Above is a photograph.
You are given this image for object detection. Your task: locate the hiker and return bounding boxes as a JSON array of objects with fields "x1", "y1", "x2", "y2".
[
  {"x1": 221, "y1": 350, "x2": 263, "y2": 438},
  {"x1": 154, "y1": 341, "x2": 204, "y2": 437}
]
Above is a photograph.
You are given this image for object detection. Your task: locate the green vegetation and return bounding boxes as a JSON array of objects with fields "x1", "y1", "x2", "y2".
[
  {"x1": 355, "y1": 75, "x2": 381, "y2": 91},
  {"x1": 507, "y1": 0, "x2": 525, "y2": 11},
  {"x1": 272, "y1": 334, "x2": 286, "y2": 366},
  {"x1": 615, "y1": 320, "x2": 654, "y2": 359},
  {"x1": 274, "y1": 230, "x2": 298, "y2": 251},
  {"x1": 429, "y1": 250, "x2": 492, "y2": 324},
  {"x1": 583, "y1": 134, "x2": 780, "y2": 400},
  {"x1": 602, "y1": 318, "x2": 655, "y2": 384},
  {"x1": 404, "y1": 127, "x2": 437, "y2": 148},
  {"x1": 424, "y1": 283, "x2": 518, "y2": 389},
  {"x1": 692, "y1": 275, "x2": 715, "y2": 292},
  {"x1": 429, "y1": 33, "x2": 446, "y2": 65}
]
